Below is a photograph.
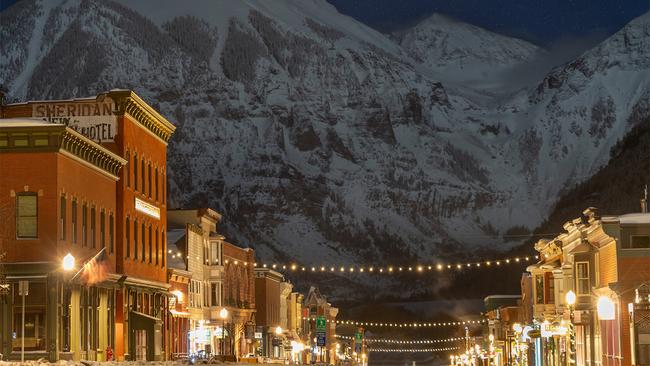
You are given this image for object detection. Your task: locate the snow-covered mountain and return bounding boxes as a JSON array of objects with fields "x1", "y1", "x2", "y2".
[
  {"x1": 1, "y1": 0, "x2": 649, "y2": 296},
  {"x1": 394, "y1": 13, "x2": 542, "y2": 87}
]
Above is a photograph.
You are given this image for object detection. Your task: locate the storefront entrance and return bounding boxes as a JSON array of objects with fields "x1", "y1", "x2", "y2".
[{"x1": 129, "y1": 311, "x2": 162, "y2": 361}]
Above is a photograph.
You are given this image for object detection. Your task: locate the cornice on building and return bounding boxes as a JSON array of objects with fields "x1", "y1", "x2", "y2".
[
  {"x1": 105, "y1": 89, "x2": 176, "y2": 143},
  {"x1": 0, "y1": 123, "x2": 127, "y2": 179}
]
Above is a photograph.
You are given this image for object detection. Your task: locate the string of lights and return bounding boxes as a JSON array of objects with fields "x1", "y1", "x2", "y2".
[
  {"x1": 367, "y1": 347, "x2": 459, "y2": 353},
  {"x1": 304, "y1": 317, "x2": 486, "y2": 327},
  {"x1": 214, "y1": 255, "x2": 537, "y2": 274},
  {"x1": 336, "y1": 335, "x2": 465, "y2": 344}
]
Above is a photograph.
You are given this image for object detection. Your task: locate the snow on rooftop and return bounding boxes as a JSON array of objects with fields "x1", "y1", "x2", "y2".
[
  {"x1": 0, "y1": 118, "x2": 63, "y2": 127},
  {"x1": 610, "y1": 213, "x2": 650, "y2": 225}
]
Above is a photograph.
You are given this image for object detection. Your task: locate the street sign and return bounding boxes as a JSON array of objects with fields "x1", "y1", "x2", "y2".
[
  {"x1": 316, "y1": 315, "x2": 327, "y2": 331},
  {"x1": 316, "y1": 333, "x2": 326, "y2": 346}
]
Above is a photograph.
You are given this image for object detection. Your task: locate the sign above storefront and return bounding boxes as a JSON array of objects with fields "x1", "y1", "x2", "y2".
[
  {"x1": 32, "y1": 100, "x2": 117, "y2": 144},
  {"x1": 135, "y1": 197, "x2": 160, "y2": 219}
]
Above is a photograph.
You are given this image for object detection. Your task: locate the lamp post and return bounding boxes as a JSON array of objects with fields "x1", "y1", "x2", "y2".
[
  {"x1": 565, "y1": 290, "x2": 576, "y2": 365},
  {"x1": 220, "y1": 308, "x2": 229, "y2": 357},
  {"x1": 275, "y1": 326, "x2": 283, "y2": 359},
  {"x1": 61, "y1": 253, "x2": 75, "y2": 355}
]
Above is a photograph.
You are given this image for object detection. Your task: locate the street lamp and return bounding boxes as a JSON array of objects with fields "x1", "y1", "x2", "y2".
[
  {"x1": 565, "y1": 290, "x2": 577, "y2": 365},
  {"x1": 220, "y1": 308, "x2": 228, "y2": 356},
  {"x1": 61, "y1": 253, "x2": 75, "y2": 354},
  {"x1": 597, "y1": 296, "x2": 615, "y2": 320},
  {"x1": 62, "y1": 253, "x2": 75, "y2": 271}
]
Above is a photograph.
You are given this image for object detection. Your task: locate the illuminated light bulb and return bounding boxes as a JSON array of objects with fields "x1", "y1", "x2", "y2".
[
  {"x1": 330, "y1": 267, "x2": 335, "y2": 272},
  {"x1": 466, "y1": 263, "x2": 471, "y2": 267},
  {"x1": 486, "y1": 261, "x2": 491, "y2": 266},
  {"x1": 321, "y1": 266, "x2": 326, "y2": 271},
  {"x1": 301, "y1": 267, "x2": 306, "y2": 271},
  {"x1": 447, "y1": 264, "x2": 451, "y2": 269},
  {"x1": 234, "y1": 260, "x2": 239, "y2": 265},
  {"x1": 311, "y1": 267, "x2": 316, "y2": 272},
  {"x1": 349, "y1": 267, "x2": 354, "y2": 272},
  {"x1": 282, "y1": 265, "x2": 286, "y2": 269},
  {"x1": 427, "y1": 265, "x2": 432, "y2": 270},
  {"x1": 369, "y1": 267, "x2": 374, "y2": 272},
  {"x1": 457, "y1": 264, "x2": 462, "y2": 269},
  {"x1": 476, "y1": 263, "x2": 480, "y2": 267},
  {"x1": 272, "y1": 264, "x2": 277, "y2": 268},
  {"x1": 506, "y1": 259, "x2": 510, "y2": 263},
  {"x1": 399, "y1": 267, "x2": 403, "y2": 271},
  {"x1": 388, "y1": 267, "x2": 393, "y2": 272},
  {"x1": 290, "y1": 264, "x2": 297, "y2": 270},
  {"x1": 525, "y1": 256, "x2": 530, "y2": 261},
  {"x1": 360, "y1": 268, "x2": 364, "y2": 272},
  {"x1": 379, "y1": 268, "x2": 384, "y2": 273},
  {"x1": 340, "y1": 267, "x2": 345, "y2": 272},
  {"x1": 515, "y1": 257, "x2": 520, "y2": 262},
  {"x1": 496, "y1": 261, "x2": 501, "y2": 265}
]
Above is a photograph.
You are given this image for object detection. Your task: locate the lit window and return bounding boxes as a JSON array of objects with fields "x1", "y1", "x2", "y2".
[
  {"x1": 126, "y1": 217, "x2": 131, "y2": 258},
  {"x1": 90, "y1": 206, "x2": 96, "y2": 248},
  {"x1": 535, "y1": 275, "x2": 544, "y2": 304},
  {"x1": 109, "y1": 212, "x2": 114, "y2": 254},
  {"x1": 100, "y1": 209, "x2": 106, "y2": 249},
  {"x1": 71, "y1": 199, "x2": 77, "y2": 244},
  {"x1": 82, "y1": 203, "x2": 87, "y2": 246},
  {"x1": 16, "y1": 193, "x2": 37, "y2": 238},
  {"x1": 576, "y1": 262, "x2": 590, "y2": 295},
  {"x1": 134, "y1": 219, "x2": 138, "y2": 260},
  {"x1": 133, "y1": 153, "x2": 138, "y2": 191},
  {"x1": 60, "y1": 195, "x2": 66, "y2": 240},
  {"x1": 141, "y1": 222, "x2": 145, "y2": 263}
]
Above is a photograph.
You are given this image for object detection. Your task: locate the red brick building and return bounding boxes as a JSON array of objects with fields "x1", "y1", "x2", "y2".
[
  {"x1": 222, "y1": 241, "x2": 256, "y2": 358},
  {"x1": 0, "y1": 121, "x2": 125, "y2": 361},
  {"x1": 0, "y1": 90, "x2": 175, "y2": 361}
]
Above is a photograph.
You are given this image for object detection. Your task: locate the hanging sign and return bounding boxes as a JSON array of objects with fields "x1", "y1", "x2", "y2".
[{"x1": 316, "y1": 315, "x2": 327, "y2": 331}]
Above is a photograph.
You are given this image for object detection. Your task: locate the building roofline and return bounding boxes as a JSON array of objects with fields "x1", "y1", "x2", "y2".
[{"x1": 104, "y1": 89, "x2": 176, "y2": 143}]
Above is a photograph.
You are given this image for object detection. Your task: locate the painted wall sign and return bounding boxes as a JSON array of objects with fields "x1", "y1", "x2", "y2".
[
  {"x1": 32, "y1": 100, "x2": 117, "y2": 144},
  {"x1": 135, "y1": 197, "x2": 160, "y2": 219}
]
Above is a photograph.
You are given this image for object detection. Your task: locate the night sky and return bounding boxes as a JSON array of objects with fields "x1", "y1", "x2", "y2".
[
  {"x1": 1, "y1": 0, "x2": 649, "y2": 47},
  {"x1": 327, "y1": 0, "x2": 649, "y2": 46}
]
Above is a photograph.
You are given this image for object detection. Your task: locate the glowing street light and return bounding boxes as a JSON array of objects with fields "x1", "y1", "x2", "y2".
[
  {"x1": 220, "y1": 308, "x2": 229, "y2": 356},
  {"x1": 597, "y1": 296, "x2": 616, "y2": 320},
  {"x1": 62, "y1": 253, "x2": 75, "y2": 271},
  {"x1": 565, "y1": 290, "x2": 576, "y2": 306}
]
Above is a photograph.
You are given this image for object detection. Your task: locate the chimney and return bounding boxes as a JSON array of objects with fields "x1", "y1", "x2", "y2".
[{"x1": 641, "y1": 185, "x2": 648, "y2": 213}]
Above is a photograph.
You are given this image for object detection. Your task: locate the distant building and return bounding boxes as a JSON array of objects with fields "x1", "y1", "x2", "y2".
[
  {"x1": 255, "y1": 268, "x2": 287, "y2": 358},
  {"x1": 303, "y1": 286, "x2": 339, "y2": 365}
]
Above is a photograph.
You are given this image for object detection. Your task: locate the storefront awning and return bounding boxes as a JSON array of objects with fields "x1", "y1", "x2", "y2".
[{"x1": 170, "y1": 309, "x2": 191, "y2": 318}]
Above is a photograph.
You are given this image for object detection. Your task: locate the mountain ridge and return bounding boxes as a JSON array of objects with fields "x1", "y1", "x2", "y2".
[{"x1": 1, "y1": 0, "x2": 649, "y2": 297}]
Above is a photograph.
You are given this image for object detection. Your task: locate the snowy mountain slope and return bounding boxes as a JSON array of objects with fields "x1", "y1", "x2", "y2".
[
  {"x1": 1, "y1": 0, "x2": 649, "y2": 296},
  {"x1": 394, "y1": 13, "x2": 542, "y2": 88}
]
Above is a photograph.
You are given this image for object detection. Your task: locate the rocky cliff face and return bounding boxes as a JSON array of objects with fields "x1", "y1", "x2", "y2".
[{"x1": 1, "y1": 0, "x2": 649, "y2": 297}]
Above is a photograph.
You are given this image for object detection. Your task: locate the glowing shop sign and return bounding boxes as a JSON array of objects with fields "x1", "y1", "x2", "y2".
[{"x1": 135, "y1": 197, "x2": 160, "y2": 219}]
